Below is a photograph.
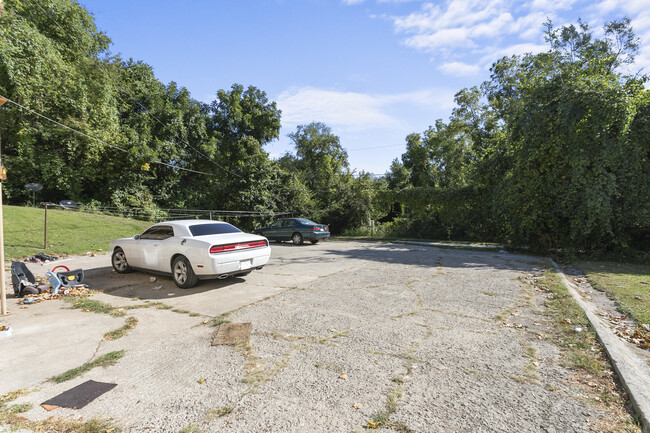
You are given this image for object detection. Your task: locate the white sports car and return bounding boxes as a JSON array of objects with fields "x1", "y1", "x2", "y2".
[{"x1": 109, "y1": 220, "x2": 271, "y2": 288}]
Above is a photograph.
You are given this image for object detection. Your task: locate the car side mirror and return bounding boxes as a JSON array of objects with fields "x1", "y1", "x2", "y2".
[{"x1": 133, "y1": 234, "x2": 140, "y2": 240}]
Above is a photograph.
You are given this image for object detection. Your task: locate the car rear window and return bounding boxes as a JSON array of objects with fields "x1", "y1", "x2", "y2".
[
  {"x1": 295, "y1": 218, "x2": 316, "y2": 225},
  {"x1": 189, "y1": 223, "x2": 242, "y2": 236}
]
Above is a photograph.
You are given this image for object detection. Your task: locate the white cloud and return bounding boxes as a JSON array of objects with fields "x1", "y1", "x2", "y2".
[
  {"x1": 389, "y1": 0, "x2": 575, "y2": 56},
  {"x1": 529, "y1": 0, "x2": 577, "y2": 12},
  {"x1": 438, "y1": 61, "x2": 482, "y2": 76},
  {"x1": 342, "y1": 0, "x2": 365, "y2": 4},
  {"x1": 276, "y1": 87, "x2": 454, "y2": 131}
]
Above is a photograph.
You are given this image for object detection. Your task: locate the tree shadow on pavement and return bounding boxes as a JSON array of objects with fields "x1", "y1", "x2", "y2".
[{"x1": 322, "y1": 241, "x2": 546, "y2": 273}]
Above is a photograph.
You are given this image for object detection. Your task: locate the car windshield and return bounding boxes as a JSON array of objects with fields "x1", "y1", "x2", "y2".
[
  {"x1": 295, "y1": 218, "x2": 317, "y2": 225},
  {"x1": 189, "y1": 223, "x2": 242, "y2": 236}
]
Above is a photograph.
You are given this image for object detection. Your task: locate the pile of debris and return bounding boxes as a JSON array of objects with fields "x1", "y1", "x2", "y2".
[
  {"x1": 25, "y1": 252, "x2": 61, "y2": 263},
  {"x1": 11, "y1": 261, "x2": 91, "y2": 305}
]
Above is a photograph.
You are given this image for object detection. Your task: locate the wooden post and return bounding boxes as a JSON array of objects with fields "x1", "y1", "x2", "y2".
[
  {"x1": 43, "y1": 202, "x2": 48, "y2": 249},
  {"x1": 0, "y1": 181, "x2": 6, "y2": 315},
  {"x1": 0, "y1": 97, "x2": 6, "y2": 315}
]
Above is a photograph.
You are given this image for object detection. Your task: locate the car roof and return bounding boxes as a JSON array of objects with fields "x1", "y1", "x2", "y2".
[{"x1": 151, "y1": 219, "x2": 228, "y2": 228}]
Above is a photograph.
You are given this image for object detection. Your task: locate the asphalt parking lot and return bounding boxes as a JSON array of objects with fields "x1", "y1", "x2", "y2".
[{"x1": 0, "y1": 240, "x2": 630, "y2": 432}]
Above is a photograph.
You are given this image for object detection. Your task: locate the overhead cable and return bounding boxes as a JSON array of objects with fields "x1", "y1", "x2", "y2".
[
  {"x1": 0, "y1": 95, "x2": 213, "y2": 176},
  {"x1": 30, "y1": 0, "x2": 241, "y2": 178}
]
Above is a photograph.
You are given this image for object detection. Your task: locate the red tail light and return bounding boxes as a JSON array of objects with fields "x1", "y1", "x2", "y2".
[{"x1": 210, "y1": 240, "x2": 268, "y2": 254}]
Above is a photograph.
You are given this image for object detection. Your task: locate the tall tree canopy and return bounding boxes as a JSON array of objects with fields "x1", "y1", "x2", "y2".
[{"x1": 383, "y1": 18, "x2": 650, "y2": 253}]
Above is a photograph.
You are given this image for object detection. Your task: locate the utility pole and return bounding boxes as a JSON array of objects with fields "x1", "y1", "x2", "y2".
[{"x1": 0, "y1": 95, "x2": 8, "y2": 315}]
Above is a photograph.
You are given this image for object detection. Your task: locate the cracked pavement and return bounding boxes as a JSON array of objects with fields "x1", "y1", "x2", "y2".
[{"x1": 0, "y1": 240, "x2": 633, "y2": 432}]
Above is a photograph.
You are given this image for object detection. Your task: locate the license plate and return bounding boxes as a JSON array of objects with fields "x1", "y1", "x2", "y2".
[{"x1": 240, "y1": 260, "x2": 252, "y2": 270}]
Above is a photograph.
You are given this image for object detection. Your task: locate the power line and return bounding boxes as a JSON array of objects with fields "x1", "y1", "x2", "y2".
[
  {"x1": 0, "y1": 95, "x2": 213, "y2": 176},
  {"x1": 30, "y1": 0, "x2": 241, "y2": 178}
]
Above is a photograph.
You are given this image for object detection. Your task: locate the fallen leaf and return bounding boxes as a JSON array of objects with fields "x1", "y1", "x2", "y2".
[
  {"x1": 197, "y1": 378, "x2": 206, "y2": 384},
  {"x1": 339, "y1": 373, "x2": 348, "y2": 380},
  {"x1": 353, "y1": 403, "x2": 362, "y2": 409},
  {"x1": 367, "y1": 421, "x2": 380, "y2": 428}
]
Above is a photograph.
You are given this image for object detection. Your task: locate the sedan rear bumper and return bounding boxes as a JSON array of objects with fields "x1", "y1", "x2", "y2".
[
  {"x1": 305, "y1": 232, "x2": 330, "y2": 241},
  {"x1": 193, "y1": 246, "x2": 271, "y2": 277}
]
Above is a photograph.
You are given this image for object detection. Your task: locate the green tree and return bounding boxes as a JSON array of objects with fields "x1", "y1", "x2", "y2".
[{"x1": 485, "y1": 18, "x2": 646, "y2": 251}]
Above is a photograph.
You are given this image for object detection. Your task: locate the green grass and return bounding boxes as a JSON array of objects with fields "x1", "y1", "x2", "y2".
[
  {"x1": 537, "y1": 269, "x2": 606, "y2": 374},
  {"x1": 574, "y1": 261, "x2": 650, "y2": 325},
  {"x1": 65, "y1": 296, "x2": 126, "y2": 317},
  {"x1": 50, "y1": 350, "x2": 125, "y2": 383},
  {"x1": 3, "y1": 205, "x2": 150, "y2": 260}
]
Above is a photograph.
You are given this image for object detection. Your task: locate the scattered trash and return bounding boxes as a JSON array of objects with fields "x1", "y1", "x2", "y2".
[
  {"x1": 11, "y1": 262, "x2": 48, "y2": 297},
  {"x1": 149, "y1": 276, "x2": 157, "y2": 283},
  {"x1": 20, "y1": 285, "x2": 91, "y2": 304},
  {"x1": 0, "y1": 326, "x2": 12, "y2": 338},
  {"x1": 338, "y1": 373, "x2": 348, "y2": 380},
  {"x1": 574, "y1": 327, "x2": 583, "y2": 333},
  {"x1": 25, "y1": 252, "x2": 58, "y2": 263},
  {"x1": 353, "y1": 403, "x2": 362, "y2": 409},
  {"x1": 152, "y1": 285, "x2": 163, "y2": 290},
  {"x1": 367, "y1": 421, "x2": 381, "y2": 428},
  {"x1": 634, "y1": 295, "x2": 643, "y2": 300},
  {"x1": 85, "y1": 251, "x2": 95, "y2": 257},
  {"x1": 197, "y1": 378, "x2": 206, "y2": 384}
]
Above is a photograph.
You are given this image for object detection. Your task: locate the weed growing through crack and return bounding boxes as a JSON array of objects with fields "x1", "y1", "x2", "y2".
[
  {"x1": 179, "y1": 423, "x2": 202, "y2": 433},
  {"x1": 50, "y1": 350, "x2": 125, "y2": 383},
  {"x1": 0, "y1": 389, "x2": 32, "y2": 406},
  {"x1": 5, "y1": 403, "x2": 32, "y2": 414},
  {"x1": 65, "y1": 296, "x2": 125, "y2": 317},
  {"x1": 369, "y1": 385, "x2": 405, "y2": 429},
  {"x1": 104, "y1": 317, "x2": 138, "y2": 340},
  {"x1": 212, "y1": 314, "x2": 231, "y2": 327},
  {"x1": 365, "y1": 365, "x2": 414, "y2": 431},
  {"x1": 514, "y1": 343, "x2": 540, "y2": 384},
  {"x1": 204, "y1": 406, "x2": 234, "y2": 422}
]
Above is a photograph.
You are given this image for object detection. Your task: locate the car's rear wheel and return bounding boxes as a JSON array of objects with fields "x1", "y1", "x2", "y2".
[
  {"x1": 310, "y1": 239, "x2": 319, "y2": 244},
  {"x1": 172, "y1": 256, "x2": 199, "y2": 288},
  {"x1": 292, "y1": 232, "x2": 303, "y2": 245},
  {"x1": 112, "y1": 248, "x2": 133, "y2": 274}
]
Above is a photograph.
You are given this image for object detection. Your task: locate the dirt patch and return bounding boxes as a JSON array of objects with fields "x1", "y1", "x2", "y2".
[{"x1": 212, "y1": 322, "x2": 253, "y2": 346}]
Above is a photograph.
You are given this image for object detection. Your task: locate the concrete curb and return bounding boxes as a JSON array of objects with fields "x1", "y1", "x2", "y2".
[
  {"x1": 551, "y1": 259, "x2": 650, "y2": 433},
  {"x1": 392, "y1": 240, "x2": 503, "y2": 250}
]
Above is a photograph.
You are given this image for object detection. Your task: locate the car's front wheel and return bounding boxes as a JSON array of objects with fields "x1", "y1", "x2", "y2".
[
  {"x1": 292, "y1": 232, "x2": 304, "y2": 245},
  {"x1": 112, "y1": 248, "x2": 133, "y2": 274},
  {"x1": 172, "y1": 255, "x2": 199, "y2": 288}
]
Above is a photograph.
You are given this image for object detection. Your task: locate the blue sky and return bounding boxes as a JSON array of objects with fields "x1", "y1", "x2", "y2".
[{"x1": 78, "y1": 0, "x2": 650, "y2": 175}]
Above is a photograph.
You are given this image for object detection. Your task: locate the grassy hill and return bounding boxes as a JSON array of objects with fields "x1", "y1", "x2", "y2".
[{"x1": 3, "y1": 205, "x2": 150, "y2": 260}]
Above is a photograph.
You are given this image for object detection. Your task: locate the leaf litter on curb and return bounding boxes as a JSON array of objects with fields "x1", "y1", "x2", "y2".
[{"x1": 599, "y1": 312, "x2": 650, "y2": 350}]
